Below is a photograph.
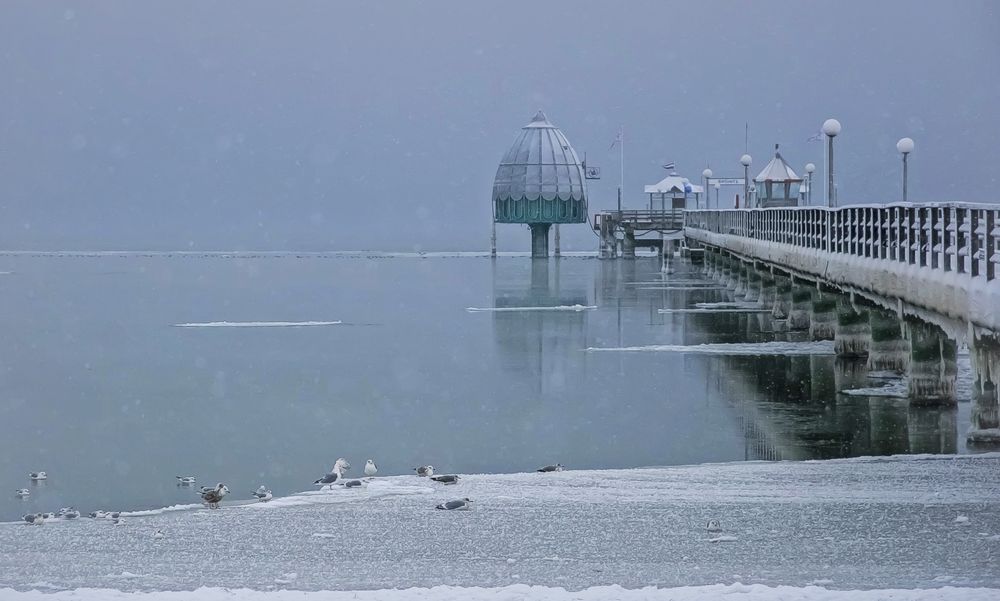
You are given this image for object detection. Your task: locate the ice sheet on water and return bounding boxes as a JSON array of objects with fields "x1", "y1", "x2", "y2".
[
  {"x1": 658, "y1": 308, "x2": 772, "y2": 314},
  {"x1": 693, "y1": 302, "x2": 765, "y2": 309},
  {"x1": 466, "y1": 305, "x2": 596, "y2": 313},
  {"x1": 586, "y1": 341, "x2": 835, "y2": 355},
  {"x1": 172, "y1": 321, "x2": 343, "y2": 328},
  {"x1": 839, "y1": 379, "x2": 908, "y2": 398}
]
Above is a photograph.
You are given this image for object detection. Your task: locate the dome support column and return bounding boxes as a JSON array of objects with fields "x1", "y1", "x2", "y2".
[{"x1": 530, "y1": 223, "x2": 550, "y2": 258}]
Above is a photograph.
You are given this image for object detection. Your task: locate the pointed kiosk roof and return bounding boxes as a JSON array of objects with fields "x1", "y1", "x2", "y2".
[{"x1": 755, "y1": 144, "x2": 802, "y2": 183}]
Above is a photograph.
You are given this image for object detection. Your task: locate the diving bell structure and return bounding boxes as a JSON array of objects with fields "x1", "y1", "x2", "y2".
[{"x1": 492, "y1": 111, "x2": 589, "y2": 257}]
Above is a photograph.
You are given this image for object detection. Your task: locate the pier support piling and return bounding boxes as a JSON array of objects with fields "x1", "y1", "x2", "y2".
[
  {"x1": 809, "y1": 295, "x2": 838, "y2": 341},
  {"x1": 788, "y1": 287, "x2": 813, "y2": 331},
  {"x1": 969, "y1": 333, "x2": 1000, "y2": 444},
  {"x1": 834, "y1": 302, "x2": 870, "y2": 357},
  {"x1": 905, "y1": 319, "x2": 957, "y2": 405},
  {"x1": 529, "y1": 223, "x2": 551, "y2": 259},
  {"x1": 867, "y1": 310, "x2": 909, "y2": 373}
]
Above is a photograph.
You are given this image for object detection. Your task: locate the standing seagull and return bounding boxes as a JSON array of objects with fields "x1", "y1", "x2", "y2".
[
  {"x1": 364, "y1": 459, "x2": 378, "y2": 477},
  {"x1": 435, "y1": 498, "x2": 473, "y2": 510},
  {"x1": 314, "y1": 458, "x2": 350, "y2": 490},
  {"x1": 252, "y1": 486, "x2": 273, "y2": 502},
  {"x1": 201, "y1": 483, "x2": 230, "y2": 509},
  {"x1": 29, "y1": 471, "x2": 47, "y2": 481},
  {"x1": 414, "y1": 465, "x2": 434, "y2": 477},
  {"x1": 536, "y1": 464, "x2": 564, "y2": 472}
]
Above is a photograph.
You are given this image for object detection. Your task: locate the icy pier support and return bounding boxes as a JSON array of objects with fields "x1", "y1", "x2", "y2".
[
  {"x1": 722, "y1": 257, "x2": 737, "y2": 289},
  {"x1": 809, "y1": 294, "x2": 837, "y2": 341},
  {"x1": 835, "y1": 301, "x2": 870, "y2": 357},
  {"x1": 622, "y1": 227, "x2": 636, "y2": 259},
  {"x1": 758, "y1": 274, "x2": 777, "y2": 308},
  {"x1": 867, "y1": 310, "x2": 909, "y2": 373},
  {"x1": 744, "y1": 268, "x2": 762, "y2": 302},
  {"x1": 772, "y1": 277, "x2": 792, "y2": 319},
  {"x1": 788, "y1": 287, "x2": 813, "y2": 331},
  {"x1": 969, "y1": 333, "x2": 1000, "y2": 444},
  {"x1": 733, "y1": 263, "x2": 748, "y2": 296},
  {"x1": 529, "y1": 223, "x2": 551, "y2": 258},
  {"x1": 905, "y1": 319, "x2": 957, "y2": 405}
]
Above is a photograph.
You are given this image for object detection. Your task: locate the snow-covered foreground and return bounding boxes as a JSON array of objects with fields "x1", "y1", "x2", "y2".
[
  {"x1": 2, "y1": 583, "x2": 999, "y2": 600},
  {"x1": 1, "y1": 455, "x2": 998, "y2": 597}
]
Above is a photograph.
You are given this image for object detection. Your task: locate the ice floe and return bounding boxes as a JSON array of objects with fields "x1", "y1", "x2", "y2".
[
  {"x1": 466, "y1": 305, "x2": 596, "y2": 313},
  {"x1": 173, "y1": 321, "x2": 343, "y2": 328},
  {"x1": 586, "y1": 341, "x2": 835, "y2": 355}
]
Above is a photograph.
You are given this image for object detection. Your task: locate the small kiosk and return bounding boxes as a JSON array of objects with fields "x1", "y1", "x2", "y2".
[{"x1": 753, "y1": 145, "x2": 803, "y2": 208}]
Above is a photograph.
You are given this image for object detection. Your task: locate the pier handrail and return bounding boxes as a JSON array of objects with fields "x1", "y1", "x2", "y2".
[{"x1": 684, "y1": 203, "x2": 998, "y2": 282}]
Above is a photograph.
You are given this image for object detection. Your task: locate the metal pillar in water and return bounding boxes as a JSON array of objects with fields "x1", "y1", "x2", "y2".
[
  {"x1": 554, "y1": 225, "x2": 561, "y2": 257},
  {"x1": 529, "y1": 223, "x2": 550, "y2": 259}
]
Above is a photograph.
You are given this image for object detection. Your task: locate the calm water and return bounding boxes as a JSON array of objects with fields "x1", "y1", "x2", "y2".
[{"x1": 0, "y1": 254, "x2": 969, "y2": 520}]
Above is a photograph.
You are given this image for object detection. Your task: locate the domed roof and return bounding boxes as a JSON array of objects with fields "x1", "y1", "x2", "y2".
[{"x1": 492, "y1": 111, "x2": 587, "y2": 204}]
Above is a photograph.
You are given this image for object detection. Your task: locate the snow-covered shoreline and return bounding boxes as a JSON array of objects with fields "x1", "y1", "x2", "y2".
[{"x1": 3, "y1": 583, "x2": 999, "y2": 600}]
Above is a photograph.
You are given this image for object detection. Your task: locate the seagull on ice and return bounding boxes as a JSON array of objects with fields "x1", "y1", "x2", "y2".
[
  {"x1": 58, "y1": 507, "x2": 81, "y2": 519},
  {"x1": 29, "y1": 471, "x2": 47, "y2": 481},
  {"x1": 430, "y1": 474, "x2": 460, "y2": 485},
  {"x1": 707, "y1": 520, "x2": 723, "y2": 533},
  {"x1": 201, "y1": 483, "x2": 230, "y2": 509},
  {"x1": 314, "y1": 458, "x2": 350, "y2": 489},
  {"x1": 342, "y1": 479, "x2": 364, "y2": 488},
  {"x1": 252, "y1": 486, "x2": 273, "y2": 502},
  {"x1": 536, "y1": 464, "x2": 563, "y2": 472},
  {"x1": 176, "y1": 476, "x2": 196, "y2": 486},
  {"x1": 153, "y1": 529, "x2": 165, "y2": 539},
  {"x1": 435, "y1": 498, "x2": 473, "y2": 510},
  {"x1": 23, "y1": 513, "x2": 44, "y2": 525},
  {"x1": 15, "y1": 489, "x2": 30, "y2": 499},
  {"x1": 414, "y1": 465, "x2": 434, "y2": 477},
  {"x1": 364, "y1": 459, "x2": 378, "y2": 477}
]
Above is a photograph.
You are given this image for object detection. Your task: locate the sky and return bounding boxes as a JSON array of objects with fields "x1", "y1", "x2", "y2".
[{"x1": 1, "y1": 0, "x2": 998, "y2": 251}]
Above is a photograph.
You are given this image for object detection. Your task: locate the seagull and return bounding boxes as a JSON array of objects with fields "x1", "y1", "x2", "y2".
[
  {"x1": 314, "y1": 458, "x2": 350, "y2": 490},
  {"x1": 29, "y1": 471, "x2": 47, "y2": 481},
  {"x1": 15, "y1": 489, "x2": 30, "y2": 499},
  {"x1": 430, "y1": 474, "x2": 460, "y2": 485},
  {"x1": 89, "y1": 510, "x2": 109, "y2": 519},
  {"x1": 201, "y1": 483, "x2": 230, "y2": 509},
  {"x1": 435, "y1": 498, "x2": 473, "y2": 510},
  {"x1": 364, "y1": 459, "x2": 378, "y2": 477},
  {"x1": 58, "y1": 507, "x2": 81, "y2": 519},
  {"x1": 342, "y1": 479, "x2": 364, "y2": 488},
  {"x1": 707, "y1": 520, "x2": 723, "y2": 533},
  {"x1": 176, "y1": 476, "x2": 196, "y2": 486},
  {"x1": 153, "y1": 529, "x2": 165, "y2": 539},
  {"x1": 414, "y1": 465, "x2": 434, "y2": 477},
  {"x1": 23, "y1": 513, "x2": 44, "y2": 525},
  {"x1": 536, "y1": 464, "x2": 563, "y2": 472},
  {"x1": 252, "y1": 486, "x2": 273, "y2": 502}
]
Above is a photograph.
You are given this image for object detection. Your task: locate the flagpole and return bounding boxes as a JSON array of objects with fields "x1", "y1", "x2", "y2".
[{"x1": 618, "y1": 125, "x2": 624, "y2": 213}]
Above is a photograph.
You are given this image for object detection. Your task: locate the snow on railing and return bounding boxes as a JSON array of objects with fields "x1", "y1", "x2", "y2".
[{"x1": 684, "y1": 204, "x2": 999, "y2": 281}]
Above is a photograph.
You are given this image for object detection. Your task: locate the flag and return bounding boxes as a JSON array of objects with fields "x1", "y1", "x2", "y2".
[
  {"x1": 662, "y1": 162, "x2": 676, "y2": 170},
  {"x1": 806, "y1": 131, "x2": 823, "y2": 142},
  {"x1": 609, "y1": 127, "x2": 622, "y2": 151}
]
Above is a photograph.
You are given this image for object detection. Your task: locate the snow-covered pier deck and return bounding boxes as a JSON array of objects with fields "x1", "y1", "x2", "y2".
[
  {"x1": 1, "y1": 455, "x2": 998, "y2": 599},
  {"x1": 684, "y1": 204, "x2": 1000, "y2": 333}
]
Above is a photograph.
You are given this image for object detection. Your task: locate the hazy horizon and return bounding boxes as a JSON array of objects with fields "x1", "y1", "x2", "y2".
[{"x1": 1, "y1": 1, "x2": 998, "y2": 252}]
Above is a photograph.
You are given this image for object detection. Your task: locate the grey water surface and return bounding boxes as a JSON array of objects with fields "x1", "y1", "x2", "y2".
[{"x1": 0, "y1": 255, "x2": 968, "y2": 521}]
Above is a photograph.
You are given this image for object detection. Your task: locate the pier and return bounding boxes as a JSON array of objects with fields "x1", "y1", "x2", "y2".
[{"x1": 683, "y1": 203, "x2": 1000, "y2": 443}]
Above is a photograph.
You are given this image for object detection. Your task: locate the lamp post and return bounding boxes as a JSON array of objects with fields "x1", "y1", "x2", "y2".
[
  {"x1": 740, "y1": 154, "x2": 752, "y2": 208},
  {"x1": 714, "y1": 182, "x2": 720, "y2": 209},
  {"x1": 804, "y1": 162, "x2": 815, "y2": 206},
  {"x1": 896, "y1": 137, "x2": 914, "y2": 202},
  {"x1": 702, "y1": 168, "x2": 713, "y2": 210},
  {"x1": 822, "y1": 118, "x2": 841, "y2": 207}
]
